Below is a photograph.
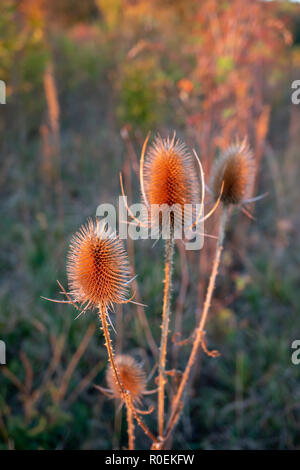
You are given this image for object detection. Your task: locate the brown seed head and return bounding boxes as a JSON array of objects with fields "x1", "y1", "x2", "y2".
[
  {"x1": 144, "y1": 135, "x2": 199, "y2": 208},
  {"x1": 211, "y1": 140, "x2": 254, "y2": 205},
  {"x1": 143, "y1": 135, "x2": 200, "y2": 230},
  {"x1": 67, "y1": 219, "x2": 130, "y2": 309},
  {"x1": 106, "y1": 355, "x2": 146, "y2": 402}
]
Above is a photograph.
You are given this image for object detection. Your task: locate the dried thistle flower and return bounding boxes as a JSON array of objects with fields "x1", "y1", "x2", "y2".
[
  {"x1": 106, "y1": 355, "x2": 146, "y2": 402},
  {"x1": 211, "y1": 140, "x2": 254, "y2": 206},
  {"x1": 143, "y1": 135, "x2": 200, "y2": 207},
  {"x1": 67, "y1": 219, "x2": 130, "y2": 310},
  {"x1": 143, "y1": 134, "x2": 200, "y2": 230}
]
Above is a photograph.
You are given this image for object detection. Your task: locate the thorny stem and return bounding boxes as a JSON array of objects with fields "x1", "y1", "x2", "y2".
[
  {"x1": 127, "y1": 394, "x2": 158, "y2": 444},
  {"x1": 99, "y1": 306, "x2": 125, "y2": 395},
  {"x1": 126, "y1": 404, "x2": 135, "y2": 450},
  {"x1": 165, "y1": 208, "x2": 228, "y2": 441},
  {"x1": 172, "y1": 241, "x2": 189, "y2": 369},
  {"x1": 158, "y1": 235, "x2": 175, "y2": 440},
  {"x1": 98, "y1": 305, "x2": 158, "y2": 445}
]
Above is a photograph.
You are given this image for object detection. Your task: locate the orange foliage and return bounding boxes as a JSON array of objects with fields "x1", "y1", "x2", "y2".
[{"x1": 186, "y1": 0, "x2": 291, "y2": 166}]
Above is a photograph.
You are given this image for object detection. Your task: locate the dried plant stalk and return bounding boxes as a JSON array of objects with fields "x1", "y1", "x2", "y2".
[
  {"x1": 43, "y1": 63, "x2": 60, "y2": 139},
  {"x1": 158, "y1": 236, "x2": 174, "y2": 439},
  {"x1": 172, "y1": 240, "x2": 189, "y2": 369},
  {"x1": 99, "y1": 306, "x2": 126, "y2": 398},
  {"x1": 43, "y1": 61, "x2": 63, "y2": 220},
  {"x1": 126, "y1": 405, "x2": 135, "y2": 450}
]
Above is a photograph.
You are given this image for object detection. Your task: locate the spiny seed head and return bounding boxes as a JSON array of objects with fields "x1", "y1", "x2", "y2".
[
  {"x1": 106, "y1": 355, "x2": 146, "y2": 402},
  {"x1": 211, "y1": 140, "x2": 255, "y2": 206},
  {"x1": 144, "y1": 135, "x2": 200, "y2": 208},
  {"x1": 143, "y1": 135, "x2": 200, "y2": 230},
  {"x1": 67, "y1": 219, "x2": 130, "y2": 309}
]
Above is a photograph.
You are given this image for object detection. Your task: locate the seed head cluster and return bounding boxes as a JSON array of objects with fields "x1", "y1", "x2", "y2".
[
  {"x1": 143, "y1": 135, "x2": 200, "y2": 230},
  {"x1": 211, "y1": 140, "x2": 254, "y2": 205},
  {"x1": 106, "y1": 355, "x2": 146, "y2": 402},
  {"x1": 67, "y1": 219, "x2": 130, "y2": 309},
  {"x1": 144, "y1": 135, "x2": 200, "y2": 208}
]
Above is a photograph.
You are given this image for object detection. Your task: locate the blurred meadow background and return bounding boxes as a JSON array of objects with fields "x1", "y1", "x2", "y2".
[{"x1": 1, "y1": 0, "x2": 300, "y2": 450}]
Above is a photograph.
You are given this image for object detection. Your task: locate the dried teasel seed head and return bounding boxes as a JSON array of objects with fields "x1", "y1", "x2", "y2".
[
  {"x1": 143, "y1": 134, "x2": 200, "y2": 230},
  {"x1": 211, "y1": 140, "x2": 255, "y2": 206},
  {"x1": 67, "y1": 219, "x2": 130, "y2": 309},
  {"x1": 106, "y1": 355, "x2": 146, "y2": 402}
]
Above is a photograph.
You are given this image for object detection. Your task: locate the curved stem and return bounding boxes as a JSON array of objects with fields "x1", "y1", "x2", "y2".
[
  {"x1": 158, "y1": 236, "x2": 175, "y2": 439},
  {"x1": 165, "y1": 208, "x2": 228, "y2": 440},
  {"x1": 127, "y1": 395, "x2": 158, "y2": 444}
]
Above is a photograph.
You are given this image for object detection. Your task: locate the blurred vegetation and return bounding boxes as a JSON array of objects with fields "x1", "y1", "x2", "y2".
[{"x1": 1, "y1": 0, "x2": 300, "y2": 450}]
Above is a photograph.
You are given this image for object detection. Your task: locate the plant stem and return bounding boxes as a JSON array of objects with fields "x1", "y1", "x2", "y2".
[
  {"x1": 99, "y1": 306, "x2": 125, "y2": 395},
  {"x1": 165, "y1": 208, "x2": 228, "y2": 440},
  {"x1": 98, "y1": 305, "x2": 158, "y2": 445},
  {"x1": 128, "y1": 396, "x2": 158, "y2": 444},
  {"x1": 126, "y1": 404, "x2": 135, "y2": 450},
  {"x1": 158, "y1": 236, "x2": 175, "y2": 440}
]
